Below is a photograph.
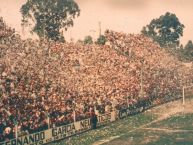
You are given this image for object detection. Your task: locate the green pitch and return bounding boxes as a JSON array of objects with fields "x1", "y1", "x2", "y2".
[
  {"x1": 106, "y1": 113, "x2": 193, "y2": 145},
  {"x1": 50, "y1": 100, "x2": 193, "y2": 145}
]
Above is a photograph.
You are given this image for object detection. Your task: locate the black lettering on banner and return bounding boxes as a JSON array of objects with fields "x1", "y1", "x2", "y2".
[
  {"x1": 54, "y1": 134, "x2": 66, "y2": 141},
  {"x1": 46, "y1": 138, "x2": 53, "y2": 143},
  {"x1": 39, "y1": 140, "x2": 44, "y2": 144},
  {"x1": 1, "y1": 119, "x2": 96, "y2": 145},
  {"x1": 2, "y1": 140, "x2": 16, "y2": 145},
  {"x1": 17, "y1": 138, "x2": 22, "y2": 145},
  {"x1": 40, "y1": 132, "x2": 45, "y2": 141},
  {"x1": 35, "y1": 133, "x2": 40, "y2": 142},
  {"x1": 29, "y1": 135, "x2": 35, "y2": 143},
  {"x1": 69, "y1": 124, "x2": 75, "y2": 132},
  {"x1": 23, "y1": 137, "x2": 29, "y2": 144},
  {"x1": 80, "y1": 119, "x2": 90, "y2": 129},
  {"x1": 52, "y1": 128, "x2": 58, "y2": 137},
  {"x1": 15, "y1": 131, "x2": 45, "y2": 145},
  {"x1": 62, "y1": 134, "x2": 66, "y2": 138},
  {"x1": 52, "y1": 123, "x2": 76, "y2": 138},
  {"x1": 119, "y1": 109, "x2": 127, "y2": 119},
  {"x1": 98, "y1": 113, "x2": 111, "y2": 125},
  {"x1": 54, "y1": 136, "x2": 59, "y2": 140}
]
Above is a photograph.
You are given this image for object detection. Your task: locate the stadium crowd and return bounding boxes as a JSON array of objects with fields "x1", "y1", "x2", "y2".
[{"x1": 0, "y1": 24, "x2": 193, "y2": 142}]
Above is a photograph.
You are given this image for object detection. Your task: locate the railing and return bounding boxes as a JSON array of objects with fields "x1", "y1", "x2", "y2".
[
  {"x1": 0, "y1": 112, "x2": 115, "y2": 145},
  {"x1": 0, "y1": 95, "x2": 182, "y2": 145}
]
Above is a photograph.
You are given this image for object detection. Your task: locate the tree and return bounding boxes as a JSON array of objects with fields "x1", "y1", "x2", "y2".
[
  {"x1": 96, "y1": 35, "x2": 106, "y2": 45},
  {"x1": 0, "y1": 17, "x2": 15, "y2": 44},
  {"x1": 77, "y1": 39, "x2": 83, "y2": 44},
  {"x1": 184, "y1": 40, "x2": 193, "y2": 57},
  {"x1": 84, "y1": 35, "x2": 93, "y2": 44},
  {"x1": 21, "y1": 0, "x2": 80, "y2": 41},
  {"x1": 141, "y1": 12, "x2": 184, "y2": 48}
]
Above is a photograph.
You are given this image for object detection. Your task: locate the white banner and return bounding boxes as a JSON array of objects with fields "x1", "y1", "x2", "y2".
[
  {"x1": 0, "y1": 113, "x2": 116, "y2": 145},
  {"x1": 0, "y1": 118, "x2": 92, "y2": 145}
]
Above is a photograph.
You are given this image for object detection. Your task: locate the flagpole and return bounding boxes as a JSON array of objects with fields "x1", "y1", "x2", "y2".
[{"x1": 73, "y1": 110, "x2": 76, "y2": 122}]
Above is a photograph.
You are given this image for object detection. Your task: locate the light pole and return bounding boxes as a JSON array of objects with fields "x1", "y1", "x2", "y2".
[
  {"x1": 140, "y1": 66, "x2": 143, "y2": 97},
  {"x1": 98, "y1": 21, "x2": 101, "y2": 37},
  {"x1": 153, "y1": 70, "x2": 159, "y2": 98},
  {"x1": 139, "y1": 59, "x2": 144, "y2": 98}
]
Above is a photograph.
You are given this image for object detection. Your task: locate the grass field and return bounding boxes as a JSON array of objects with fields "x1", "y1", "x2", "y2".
[
  {"x1": 50, "y1": 99, "x2": 193, "y2": 145},
  {"x1": 104, "y1": 113, "x2": 193, "y2": 145}
]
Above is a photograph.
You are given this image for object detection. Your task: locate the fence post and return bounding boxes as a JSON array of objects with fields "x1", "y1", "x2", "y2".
[
  {"x1": 73, "y1": 110, "x2": 76, "y2": 122},
  {"x1": 182, "y1": 86, "x2": 185, "y2": 105},
  {"x1": 15, "y1": 124, "x2": 18, "y2": 139},
  {"x1": 110, "y1": 110, "x2": 116, "y2": 122}
]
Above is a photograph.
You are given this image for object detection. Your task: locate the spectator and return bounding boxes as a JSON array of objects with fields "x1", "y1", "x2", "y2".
[
  {"x1": 90, "y1": 111, "x2": 98, "y2": 129},
  {"x1": 0, "y1": 26, "x2": 193, "y2": 141}
]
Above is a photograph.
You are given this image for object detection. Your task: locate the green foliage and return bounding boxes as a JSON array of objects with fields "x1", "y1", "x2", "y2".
[
  {"x1": 96, "y1": 35, "x2": 106, "y2": 45},
  {"x1": 84, "y1": 35, "x2": 93, "y2": 44},
  {"x1": 184, "y1": 40, "x2": 193, "y2": 57},
  {"x1": 20, "y1": 0, "x2": 80, "y2": 41},
  {"x1": 141, "y1": 12, "x2": 184, "y2": 48},
  {"x1": 0, "y1": 17, "x2": 15, "y2": 43},
  {"x1": 169, "y1": 41, "x2": 193, "y2": 62}
]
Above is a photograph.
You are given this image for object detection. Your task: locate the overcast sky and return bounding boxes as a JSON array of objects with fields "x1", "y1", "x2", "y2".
[{"x1": 0, "y1": 0, "x2": 193, "y2": 45}]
